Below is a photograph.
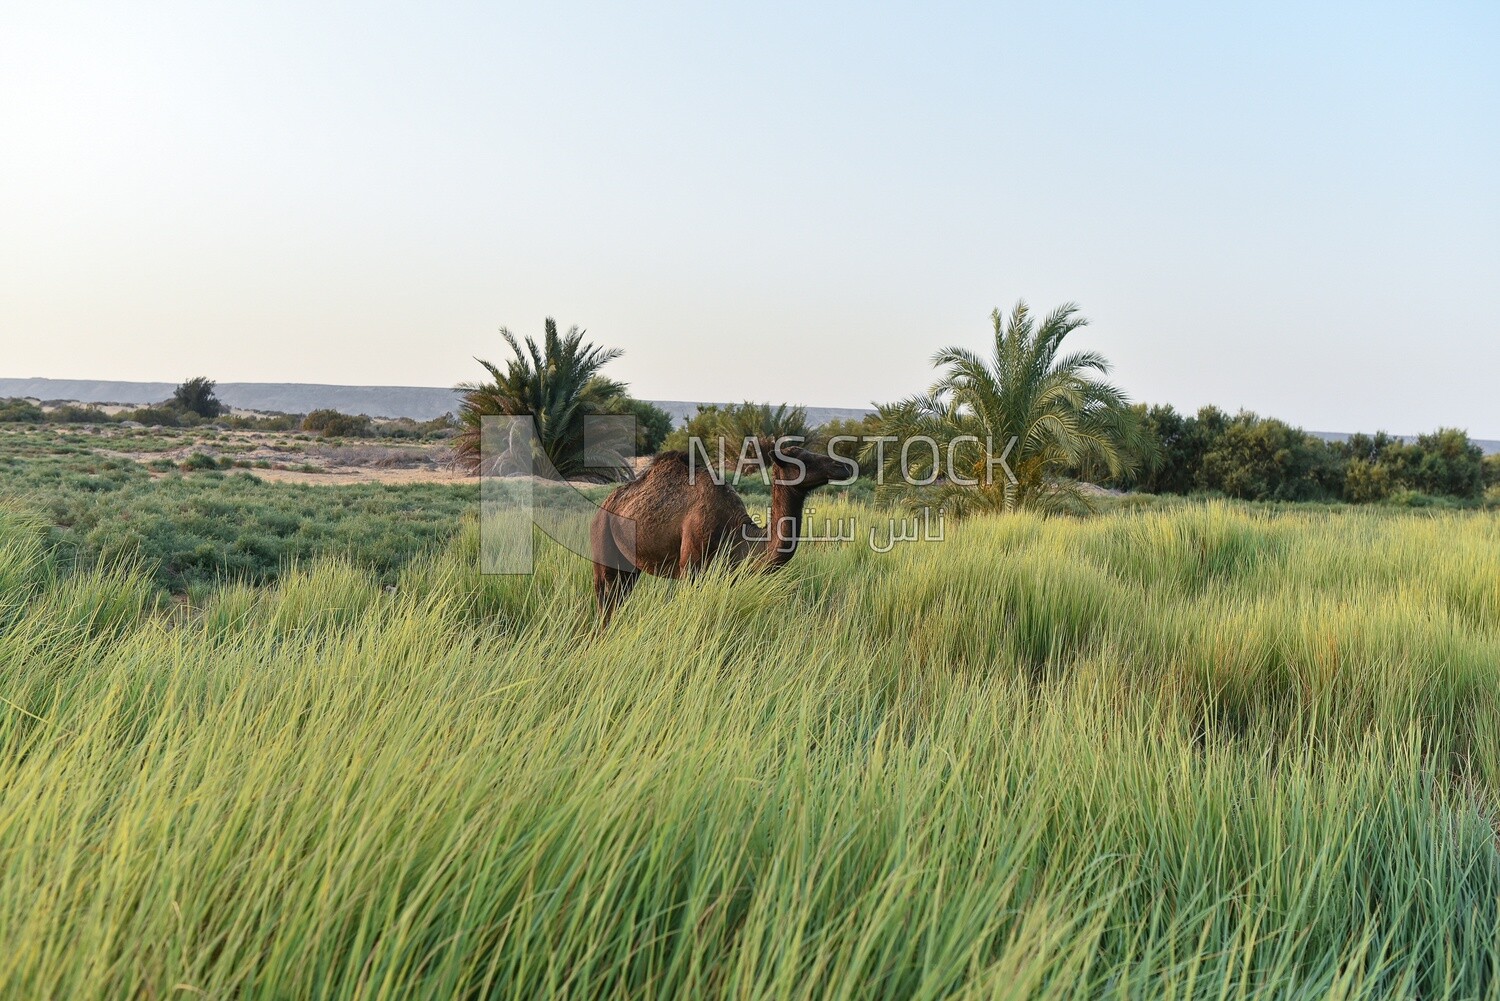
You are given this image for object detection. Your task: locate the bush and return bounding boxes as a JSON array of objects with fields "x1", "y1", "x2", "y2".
[
  {"x1": 454, "y1": 319, "x2": 632, "y2": 478},
  {"x1": 371, "y1": 415, "x2": 457, "y2": 440},
  {"x1": 303, "y1": 410, "x2": 373, "y2": 438},
  {"x1": 1343, "y1": 457, "x2": 1397, "y2": 503},
  {"x1": 604, "y1": 397, "x2": 674, "y2": 455},
  {"x1": 225, "y1": 412, "x2": 301, "y2": 432},
  {"x1": 172, "y1": 377, "x2": 226, "y2": 419},
  {"x1": 1386, "y1": 488, "x2": 1455, "y2": 509},
  {"x1": 0, "y1": 398, "x2": 44, "y2": 423},
  {"x1": 1485, "y1": 454, "x2": 1500, "y2": 489},
  {"x1": 1332, "y1": 429, "x2": 1484, "y2": 503},
  {"x1": 1122, "y1": 410, "x2": 1486, "y2": 506},
  {"x1": 48, "y1": 404, "x2": 115, "y2": 424},
  {"x1": 1110, "y1": 405, "x2": 1231, "y2": 494},
  {"x1": 1197, "y1": 412, "x2": 1334, "y2": 502},
  {"x1": 1407, "y1": 428, "x2": 1484, "y2": 499}
]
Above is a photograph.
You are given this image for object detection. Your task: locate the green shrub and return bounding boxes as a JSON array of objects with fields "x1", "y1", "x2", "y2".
[
  {"x1": 1131, "y1": 404, "x2": 1231, "y2": 494},
  {"x1": 47, "y1": 404, "x2": 115, "y2": 424},
  {"x1": 1343, "y1": 456, "x2": 1396, "y2": 503},
  {"x1": 453, "y1": 318, "x2": 640, "y2": 478},
  {"x1": 1333, "y1": 429, "x2": 1484, "y2": 503},
  {"x1": 1387, "y1": 488, "x2": 1448, "y2": 508},
  {"x1": 604, "y1": 396, "x2": 674, "y2": 455},
  {"x1": 303, "y1": 409, "x2": 373, "y2": 438},
  {"x1": 1408, "y1": 428, "x2": 1485, "y2": 499},
  {"x1": 0, "y1": 398, "x2": 44, "y2": 423},
  {"x1": 1122, "y1": 412, "x2": 1486, "y2": 506},
  {"x1": 171, "y1": 376, "x2": 226, "y2": 419},
  {"x1": 1197, "y1": 412, "x2": 1334, "y2": 501},
  {"x1": 367, "y1": 414, "x2": 457, "y2": 440},
  {"x1": 225, "y1": 412, "x2": 301, "y2": 432}
]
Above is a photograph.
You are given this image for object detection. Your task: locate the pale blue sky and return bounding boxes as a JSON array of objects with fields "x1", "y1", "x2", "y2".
[{"x1": 2, "y1": 2, "x2": 1496, "y2": 435}]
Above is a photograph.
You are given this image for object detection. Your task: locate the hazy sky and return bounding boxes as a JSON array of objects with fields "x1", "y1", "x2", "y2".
[{"x1": 2, "y1": 2, "x2": 1496, "y2": 434}]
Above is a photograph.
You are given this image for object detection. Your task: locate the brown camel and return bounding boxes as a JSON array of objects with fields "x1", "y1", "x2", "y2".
[{"x1": 590, "y1": 439, "x2": 848, "y2": 623}]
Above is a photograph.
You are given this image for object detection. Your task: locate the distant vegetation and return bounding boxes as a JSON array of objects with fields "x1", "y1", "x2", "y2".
[
  {"x1": 170, "y1": 376, "x2": 226, "y2": 419},
  {"x1": 224, "y1": 411, "x2": 303, "y2": 431},
  {"x1": 662, "y1": 402, "x2": 813, "y2": 460},
  {"x1": 1112, "y1": 405, "x2": 1490, "y2": 506},
  {"x1": 1, "y1": 299, "x2": 1494, "y2": 509},
  {"x1": 0, "y1": 398, "x2": 44, "y2": 423},
  {"x1": 0, "y1": 393, "x2": 454, "y2": 440},
  {"x1": 607, "y1": 395, "x2": 674, "y2": 456},
  {"x1": 302, "y1": 408, "x2": 373, "y2": 438}
]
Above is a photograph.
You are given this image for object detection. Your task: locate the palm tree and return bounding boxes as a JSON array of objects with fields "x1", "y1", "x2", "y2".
[
  {"x1": 664, "y1": 402, "x2": 811, "y2": 451},
  {"x1": 661, "y1": 402, "x2": 814, "y2": 478},
  {"x1": 724, "y1": 402, "x2": 811, "y2": 441},
  {"x1": 454, "y1": 318, "x2": 628, "y2": 478},
  {"x1": 871, "y1": 301, "x2": 1152, "y2": 514}
]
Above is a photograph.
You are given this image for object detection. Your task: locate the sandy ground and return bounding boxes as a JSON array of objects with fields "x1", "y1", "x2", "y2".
[
  {"x1": 76, "y1": 426, "x2": 476, "y2": 484},
  {"x1": 22, "y1": 420, "x2": 630, "y2": 488},
  {"x1": 246, "y1": 467, "x2": 477, "y2": 485}
]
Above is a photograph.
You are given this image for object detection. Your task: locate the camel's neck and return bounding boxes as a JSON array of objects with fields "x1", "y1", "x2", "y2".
[{"x1": 763, "y1": 484, "x2": 809, "y2": 569}]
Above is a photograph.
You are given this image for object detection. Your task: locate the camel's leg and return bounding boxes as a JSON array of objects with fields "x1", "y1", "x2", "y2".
[
  {"x1": 594, "y1": 563, "x2": 638, "y2": 627},
  {"x1": 678, "y1": 512, "x2": 718, "y2": 578},
  {"x1": 591, "y1": 508, "x2": 639, "y2": 627}
]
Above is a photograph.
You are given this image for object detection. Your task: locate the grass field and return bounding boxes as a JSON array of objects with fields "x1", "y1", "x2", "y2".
[
  {"x1": 0, "y1": 427, "x2": 477, "y2": 592},
  {"x1": 3, "y1": 492, "x2": 1500, "y2": 997}
]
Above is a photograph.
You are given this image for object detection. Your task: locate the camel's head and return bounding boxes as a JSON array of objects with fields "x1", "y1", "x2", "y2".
[{"x1": 768, "y1": 441, "x2": 849, "y2": 491}]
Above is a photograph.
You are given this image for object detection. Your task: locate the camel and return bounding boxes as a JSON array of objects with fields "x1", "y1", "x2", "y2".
[{"x1": 590, "y1": 439, "x2": 848, "y2": 623}]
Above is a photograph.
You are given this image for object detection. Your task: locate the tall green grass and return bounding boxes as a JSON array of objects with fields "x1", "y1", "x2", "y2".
[{"x1": 2, "y1": 501, "x2": 1500, "y2": 997}]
